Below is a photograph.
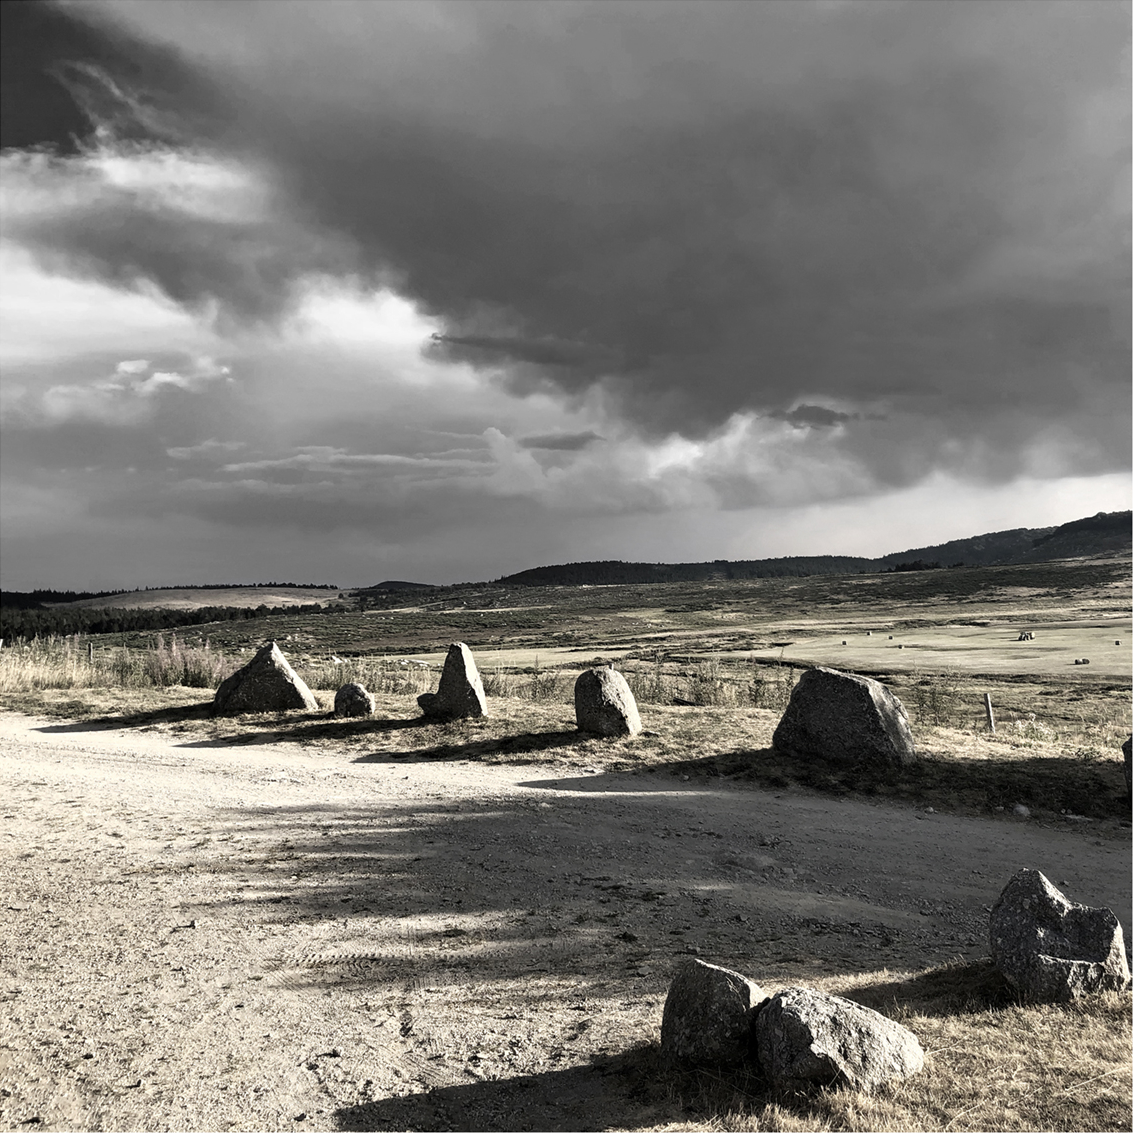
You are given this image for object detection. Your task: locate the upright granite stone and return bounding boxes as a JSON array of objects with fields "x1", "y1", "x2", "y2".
[
  {"x1": 661, "y1": 959, "x2": 766, "y2": 1066},
  {"x1": 772, "y1": 666, "x2": 915, "y2": 768},
  {"x1": 334, "y1": 682, "x2": 375, "y2": 718},
  {"x1": 574, "y1": 667, "x2": 642, "y2": 737},
  {"x1": 417, "y1": 642, "x2": 487, "y2": 720},
  {"x1": 989, "y1": 869, "x2": 1130, "y2": 1002},
  {"x1": 755, "y1": 987, "x2": 924, "y2": 1090},
  {"x1": 213, "y1": 641, "x2": 318, "y2": 716}
]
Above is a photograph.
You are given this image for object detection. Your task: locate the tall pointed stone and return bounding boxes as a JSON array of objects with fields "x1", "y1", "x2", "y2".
[
  {"x1": 213, "y1": 641, "x2": 318, "y2": 716},
  {"x1": 418, "y1": 642, "x2": 488, "y2": 720}
]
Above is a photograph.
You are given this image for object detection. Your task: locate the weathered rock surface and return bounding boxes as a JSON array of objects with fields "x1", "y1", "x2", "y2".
[
  {"x1": 755, "y1": 987, "x2": 924, "y2": 1089},
  {"x1": 989, "y1": 869, "x2": 1130, "y2": 1002},
  {"x1": 661, "y1": 959, "x2": 766, "y2": 1065},
  {"x1": 574, "y1": 667, "x2": 642, "y2": 737},
  {"x1": 334, "y1": 682, "x2": 375, "y2": 718},
  {"x1": 417, "y1": 643, "x2": 487, "y2": 720},
  {"x1": 213, "y1": 641, "x2": 318, "y2": 716},
  {"x1": 772, "y1": 666, "x2": 915, "y2": 768}
]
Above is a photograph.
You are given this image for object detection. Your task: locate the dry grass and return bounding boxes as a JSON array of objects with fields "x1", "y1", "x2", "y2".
[{"x1": 0, "y1": 634, "x2": 232, "y2": 691}]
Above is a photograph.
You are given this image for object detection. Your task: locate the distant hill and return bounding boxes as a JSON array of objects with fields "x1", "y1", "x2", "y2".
[
  {"x1": 496, "y1": 556, "x2": 878, "y2": 587},
  {"x1": 364, "y1": 580, "x2": 436, "y2": 591},
  {"x1": 495, "y1": 510, "x2": 1131, "y2": 586}
]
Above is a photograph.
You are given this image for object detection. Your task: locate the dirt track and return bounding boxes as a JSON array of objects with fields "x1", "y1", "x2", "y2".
[{"x1": 1, "y1": 712, "x2": 1129, "y2": 1131}]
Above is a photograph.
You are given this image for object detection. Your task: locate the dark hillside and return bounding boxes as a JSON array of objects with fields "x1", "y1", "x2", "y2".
[
  {"x1": 496, "y1": 511, "x2": 1131, "y2": 587},
  {"x1": 498, "y1": 556, "x2": 878, "y2": 586}
]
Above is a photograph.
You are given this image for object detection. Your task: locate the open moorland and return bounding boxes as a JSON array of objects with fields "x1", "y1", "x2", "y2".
[{"x1": 1, "y1": 556, "x2": 1130, "y2": 1132}]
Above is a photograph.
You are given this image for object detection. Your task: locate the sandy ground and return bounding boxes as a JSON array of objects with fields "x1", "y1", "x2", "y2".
[{"x1": 0, "y1": 712, "x2": 1129, "y2": 1132}]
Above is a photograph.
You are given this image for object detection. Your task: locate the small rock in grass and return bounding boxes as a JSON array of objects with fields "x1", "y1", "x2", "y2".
[
  {"x1": 661, "y1": 959, "x2": 766, "y2": 1066},
  {"x1": 334, "y1": 682, "x2": 375, "y2": 718},
  {"x1": 754, "y1": 987, "x2": 924, "y2": 1089},
  {"x1": 990, "y1": 869, "x2": 1130, "y2": 1002}
]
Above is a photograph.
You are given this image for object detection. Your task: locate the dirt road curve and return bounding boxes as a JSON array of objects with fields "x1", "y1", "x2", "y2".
[{"x1": 1, "y1": 713, "x2": 1128, "y2": 1131}]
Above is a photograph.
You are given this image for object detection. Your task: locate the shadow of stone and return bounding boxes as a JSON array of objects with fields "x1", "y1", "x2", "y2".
[
  {"x1": 841, "y1": 958, "x2": 1017, "y2": 1018},
  {"x1": 608, "y1": 746, "x2": 1131, "y2": 819},
  {"x1": 35, "y1": 703, "x2": 213, "y2": 732},
  {"x1": 334, "y1": 1048, "x2": 662, "y2": 1132},
  {"x1": 351, "y1": 729, "x2": 589, "y2": 763},
  {"x1": 175, "y1": 714, "x2": 432, "y2": 748}
]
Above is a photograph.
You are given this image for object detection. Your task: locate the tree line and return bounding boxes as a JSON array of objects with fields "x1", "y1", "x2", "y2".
[
  {"x1": 495, "y1": 556, "x2": 880, "y2": 586},
  {"x1": 0, "y1": 603, "x2": 346, "y2": 642}
]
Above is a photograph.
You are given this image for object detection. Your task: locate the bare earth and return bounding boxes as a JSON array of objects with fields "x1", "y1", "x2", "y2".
[{"x1": 1, "y1": 713, "x2": 1129, "y2": 1132}]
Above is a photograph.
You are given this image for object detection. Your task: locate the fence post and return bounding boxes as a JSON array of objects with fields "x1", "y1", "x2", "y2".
[
  {"x1": 984, "y1": 692, "x2": 996, "y2": 734},
  {"x1": 88, "y1": 641, "x2": 94, "y2": 663}
]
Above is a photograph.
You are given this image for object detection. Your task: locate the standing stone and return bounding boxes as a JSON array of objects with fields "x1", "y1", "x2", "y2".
[
  {"x1": 661, "y1": 959, "x2": 766, "y2": 1066},
  {"x1": 334, "y1": 682, "x2": 375, "y2": 718},
  {"x1": 574, "y1": 667, "x2": 642, "y2": 737},
  {"x1": 772, "y1": 666, "x2": 915, "y2": 768},
  {"x1": 417, "y1": 643, "x2": 487, "y2": 720},
  {"x1": 213, "y1": 641, "x2": 318, "y2": 716},
  {"x1": 989, "y1": 869, "x2": 1130, "y2": 1002},
  {"x1": 754, "y1": 987, "x2": 924, "y2": 1089}
]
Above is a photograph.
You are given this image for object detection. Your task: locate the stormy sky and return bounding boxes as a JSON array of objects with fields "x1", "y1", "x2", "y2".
[{"x1": 2, "y1": 0, "x2": 1129, "y2": 590}]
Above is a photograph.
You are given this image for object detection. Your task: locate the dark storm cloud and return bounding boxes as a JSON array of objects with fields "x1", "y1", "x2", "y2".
[
  {"x1": 36, "y1": 0, "x2": 1133, "y2": 483},
  {"x1": 519, "y1": 431, "x2": 604, "y2": 452},
  {"x1": 429, "y1": 333, "x2": 603, "y2": 369},
  {"x1": 773, "y1": 405, "x2": 859, "y2": 429}
]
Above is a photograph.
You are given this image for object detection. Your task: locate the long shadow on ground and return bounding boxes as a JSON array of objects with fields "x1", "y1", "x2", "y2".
[
  {"x1": 35, "y1": 702, "x2": 214, "y2": 731},
  {"x1": 351, "y1": 729, "x2": 592, "y2": 762},
  {"x1": 533, "y1": 747, "x2": 1132, "y2": 820},
  {"x1": 333, "y1": 1048, "x2": 661, "y2": 1132},
  {"x1": 176, "y1": 715, "x2": 434, "y2": 748}
]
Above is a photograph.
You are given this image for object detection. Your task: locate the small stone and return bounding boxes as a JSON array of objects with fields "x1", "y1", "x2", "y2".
[
  {"x1": 661, "y1": 959, "x2": 766, "y2": 1066},
  {"x1": 334, "y1": 682, "x2": 375, "y2": 718},
  {"x1": 989, "y1": 868, "x2": 1130, "y2": 1002},
  {"x1": 1012, "y1": 804, "x2": 1030, "y2": 818}
]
